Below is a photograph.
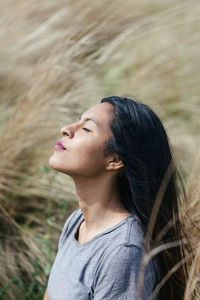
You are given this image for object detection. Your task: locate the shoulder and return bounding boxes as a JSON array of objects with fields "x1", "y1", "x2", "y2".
[
  {"x1": 96, "y1": 243, "x2": 143, "y2": 273},
  {"x1": 93, "y1": 218, "x2": 156, "y2": 290},
  {"x1": 62, "y1": 207, "x2": 82, "y2": 232},
  {"x1": 125, "y1": 215, "x2": 145, "y2": 248},
  {"x1": 58, "y1": 207, "x2": 82, "y2": 250},
  {"x1": 93, "y1": 244, "x2": 143, "y2": 285},
  {"x1": 92, "y1": 244, "x2": 156, "y2": 299},
  {"x1": 65, "y1": 206, "x2": 82, "y2": 225},
  {"x1": 108, "y1": 215, "x2": 145, "y2": 249}
]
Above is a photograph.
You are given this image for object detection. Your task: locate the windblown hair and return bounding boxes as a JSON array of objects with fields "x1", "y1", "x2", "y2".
[{"x1": 101, "y1": 96, "x2": 190, "y2": 300}]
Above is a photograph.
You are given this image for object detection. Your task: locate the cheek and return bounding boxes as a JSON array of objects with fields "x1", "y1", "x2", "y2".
[{"x1": 74, "y1": 142, "x2": 107, "y2": 174}]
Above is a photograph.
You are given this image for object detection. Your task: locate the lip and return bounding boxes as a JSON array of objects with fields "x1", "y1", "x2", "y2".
[{"x1": 54, "y1": 139, "x2": 67, "y2": 151}]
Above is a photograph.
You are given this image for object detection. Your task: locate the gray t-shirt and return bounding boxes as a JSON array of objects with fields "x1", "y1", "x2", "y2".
[{"x1": 47, "y1": 207, "x2": 157, "y2": 300}]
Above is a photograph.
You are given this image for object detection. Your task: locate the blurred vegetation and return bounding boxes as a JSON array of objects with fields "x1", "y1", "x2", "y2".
[{"x1": 0, "y1": 0, "x2": 199, "y2": 299}]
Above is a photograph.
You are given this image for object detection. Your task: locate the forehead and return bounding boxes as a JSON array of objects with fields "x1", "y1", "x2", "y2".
[{"x1": 83, "y1": 102, "x2": 114, "y2": 125}]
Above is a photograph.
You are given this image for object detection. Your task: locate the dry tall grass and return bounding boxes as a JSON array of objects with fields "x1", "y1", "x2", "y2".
[{"x1": 0, "y1": 0, "x2": 199, "y2": 299}]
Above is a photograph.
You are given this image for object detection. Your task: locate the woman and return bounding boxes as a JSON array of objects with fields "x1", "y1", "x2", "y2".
[{"x1": 44, "y1": 96, "x2": 189, "y2": 300}]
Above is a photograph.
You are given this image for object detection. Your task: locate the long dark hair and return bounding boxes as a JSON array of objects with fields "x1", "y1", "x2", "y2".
[{"x1": 101, "y1": 96, "x2": 190, "y2": 300}]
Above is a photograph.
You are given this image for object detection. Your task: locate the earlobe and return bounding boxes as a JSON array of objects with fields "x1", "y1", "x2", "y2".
[{"x1": 106, "y1": 155, "x2": 124, "y2": 171}]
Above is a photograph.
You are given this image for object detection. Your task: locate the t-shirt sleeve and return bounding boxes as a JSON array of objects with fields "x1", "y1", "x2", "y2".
[{"x1": 92, "y1": 244, "x2": 155, "y2": 300}]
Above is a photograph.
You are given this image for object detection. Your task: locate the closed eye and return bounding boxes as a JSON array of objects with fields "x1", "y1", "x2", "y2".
[{"x1": 82, "y1": 127, "x2": 91, "y2": 132}]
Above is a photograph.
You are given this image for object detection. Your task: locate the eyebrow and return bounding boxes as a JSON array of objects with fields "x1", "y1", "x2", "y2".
[{"x1": 78, "y1": 115, "x2": 99, "y2": 126}]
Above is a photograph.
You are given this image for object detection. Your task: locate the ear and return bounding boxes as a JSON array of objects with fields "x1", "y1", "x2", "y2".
[{"x1": 106, "y1": 154, "x2": 124, "y2": 171}]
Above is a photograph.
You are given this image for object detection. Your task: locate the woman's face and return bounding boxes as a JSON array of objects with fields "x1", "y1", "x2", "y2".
[{"x1": 49, "y1": 102, "x2": 115, "y2": 177}]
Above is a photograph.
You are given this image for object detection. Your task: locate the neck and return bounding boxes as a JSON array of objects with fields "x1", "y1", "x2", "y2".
[{"x1": 72, "y1": 173, "x2": 131, "y2": 233}]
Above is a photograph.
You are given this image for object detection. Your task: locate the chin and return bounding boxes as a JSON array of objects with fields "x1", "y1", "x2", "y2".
[
  {"x1": 48, "y1": 154, "x2": 70, "y2": 175},
  {"x1": 48, "y1": 154, "x2": 61, "y2": 171}
]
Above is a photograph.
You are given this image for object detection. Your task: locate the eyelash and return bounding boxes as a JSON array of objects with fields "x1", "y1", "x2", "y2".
[{"x1": 82, "y1": 127, "x2": 91, "y2": 132}]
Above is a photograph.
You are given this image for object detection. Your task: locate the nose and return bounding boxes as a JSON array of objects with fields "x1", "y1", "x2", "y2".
[{"x1": 60, "y1": 125, "x2": 74, "y2": 138}]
